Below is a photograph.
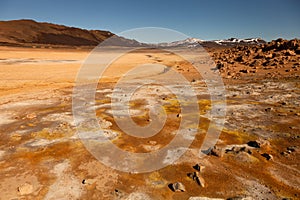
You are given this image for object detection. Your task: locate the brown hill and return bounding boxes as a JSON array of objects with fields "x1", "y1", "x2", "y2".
[{"x1": 0, "y1": 19, "x2": 143, "y2": 47}]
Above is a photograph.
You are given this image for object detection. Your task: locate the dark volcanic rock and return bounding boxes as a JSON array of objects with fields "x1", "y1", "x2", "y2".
[
  {"x1": 169, "y1": 182, "x2": 186, "y2": 192},
  {"x1": 247, "y1": 141, "x2": 260, "y2": 148},
  {"x1": 261, "y1": 153, "x2": 273, "y2": 160},
  {"x1": 212, "y1": 38, "x2": 300, "y2": 79},
  {"x1": 193, "y1": 164, "x2": 205, "y2": 172}
]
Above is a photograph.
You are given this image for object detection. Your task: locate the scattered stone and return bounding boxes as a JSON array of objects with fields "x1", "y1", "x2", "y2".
[
  {"x1": 280, "y1": 151, "x2": 289, "y2": 157},
  {"x1": 193, "y1": 164, "x2": 205, "y2": 172},
  {"x1": 285, "y1": 49, "x2": 296, "y2": 56},
  {"x1": 239, "y1": 69, "x2": 249, "y2": 73},
  {"x1": 264, "y1": 53, "x2": 273, "y2": 59},
  {"x1": 208, "y1": 146, "x2": 224, "y2": 157},
  {"x1": 281, "y1": 146, "x2": 298, "y2": 156},
  {"x1": 187, "y1": 171, "x2": 205, "y2": 187},
  {"x1": 212, "y1": 38, "x2": 300, "y2": 79},
  {"x1": 287, "y1": 146, "x2": 297, "y2": 152},
  {"x1": 169, "y1": 182, "x2": 186, "y2": 192},
  {"x1": 264, "y1": 107, "x2": 273, "y2": 112},
  {"x1": 247, "y1": 141, "x2": 260, "y2": 148},
  {"x1": 289, "y1": 126, "x2": 296, "y2": 130},
  {"x1": 195, "y1": 175, "x2": 205, "y2": 187},
  {"x1": 225, "y1": 146, "x2": 252, "y2": 155},
  {"x1": 18, "y1": 183, "x2": 33, "y2": 195},
  {"x1": 187, "y1": 172, "x2": 195, "y2": 179},
  {"x1": 82, "y1": 179, "x2": 96, "y2": 185},
  {"x1": 261, "y1": 153, "x2": 273, "y2": 160},
  {"x1": 256, "y1": 139, "x2": 270, "y2": 147},
  {"x1": 216, "y1": 62, "x2": 225, "y2": 69},
  {"x1": 114, "y1": 189, "x2": 125, "y2": 198}
]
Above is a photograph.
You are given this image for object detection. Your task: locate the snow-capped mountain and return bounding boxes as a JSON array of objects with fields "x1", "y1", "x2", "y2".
[
  {"x1": 157, "y1": 38, "x2": 204, "y2": 47},
  {"x1": 157, "y1": 37, "x2": 266, "y2": 47},
  {"x1": 213, "y1": 38, "x2": 266, "y2": 45}
]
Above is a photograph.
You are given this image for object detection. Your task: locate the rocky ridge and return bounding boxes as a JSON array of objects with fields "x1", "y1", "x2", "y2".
[{"x1": 212, "y1": 38, "x2": 300, "y2": 79}]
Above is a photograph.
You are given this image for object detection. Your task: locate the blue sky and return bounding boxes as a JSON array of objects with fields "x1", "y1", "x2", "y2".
[{"x1": 0, "y1": 0, "x2": 299, "y2": 42}]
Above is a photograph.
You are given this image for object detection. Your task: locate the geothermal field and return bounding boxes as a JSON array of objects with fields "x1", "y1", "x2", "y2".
[{"x1": 0, "y1": 20, "x2": 299, "y2": 200}]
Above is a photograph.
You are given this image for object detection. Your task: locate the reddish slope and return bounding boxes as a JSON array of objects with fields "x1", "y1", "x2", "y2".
[{"x1": 0, "y1": 19, "x2": 141, "y2": 47}]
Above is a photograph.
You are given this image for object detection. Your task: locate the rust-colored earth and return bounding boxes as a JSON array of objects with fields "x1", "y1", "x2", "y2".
[{"x1": 0, "y1": 41, "x2": 299, "y2": 200}]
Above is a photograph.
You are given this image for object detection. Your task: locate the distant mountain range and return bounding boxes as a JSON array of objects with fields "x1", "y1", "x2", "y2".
[
  {"x1": 0, "y1": 19, "x2": 266, "y2": 48},
  {"x1": 157, "y1": 37, "x2": 266, "y2": 48}
]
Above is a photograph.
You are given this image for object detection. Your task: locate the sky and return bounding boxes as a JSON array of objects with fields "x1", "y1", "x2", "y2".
[{"x1": 0, "y1": 0, "x2": 299, "y2": 42}]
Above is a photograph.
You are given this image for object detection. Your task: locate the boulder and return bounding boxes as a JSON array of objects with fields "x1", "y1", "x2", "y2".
[
  {"x1": 82, "y1": 179, "x2": 96, "y2": 185},
  {"x1": 261, "y1": 153, "x2": 273, "y2": 160},
  {"x1": 247, "y1": 139, "x2": 270, "y2": 148},
  {"x1": 247, "y1": 141, "x2": 260, "y2": 148},
  {"x1": 285, "y1": 49, "x2": 296, "y2": 56},
  {"x1": 195, "y1": 175, "x2": 206, "y2": 187},
  {"x1": 169, "y1": 182, "x2": 186, "y2": 192},
  {"x1": 193, "y1": 164, "x2": 205, "y2": 172},
  {"x1": 209, "y1": 146, "x2": 225, "y2": 157},
  {"x1": 187, "y1": 171, "x2": 205, "y2": 187}
]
